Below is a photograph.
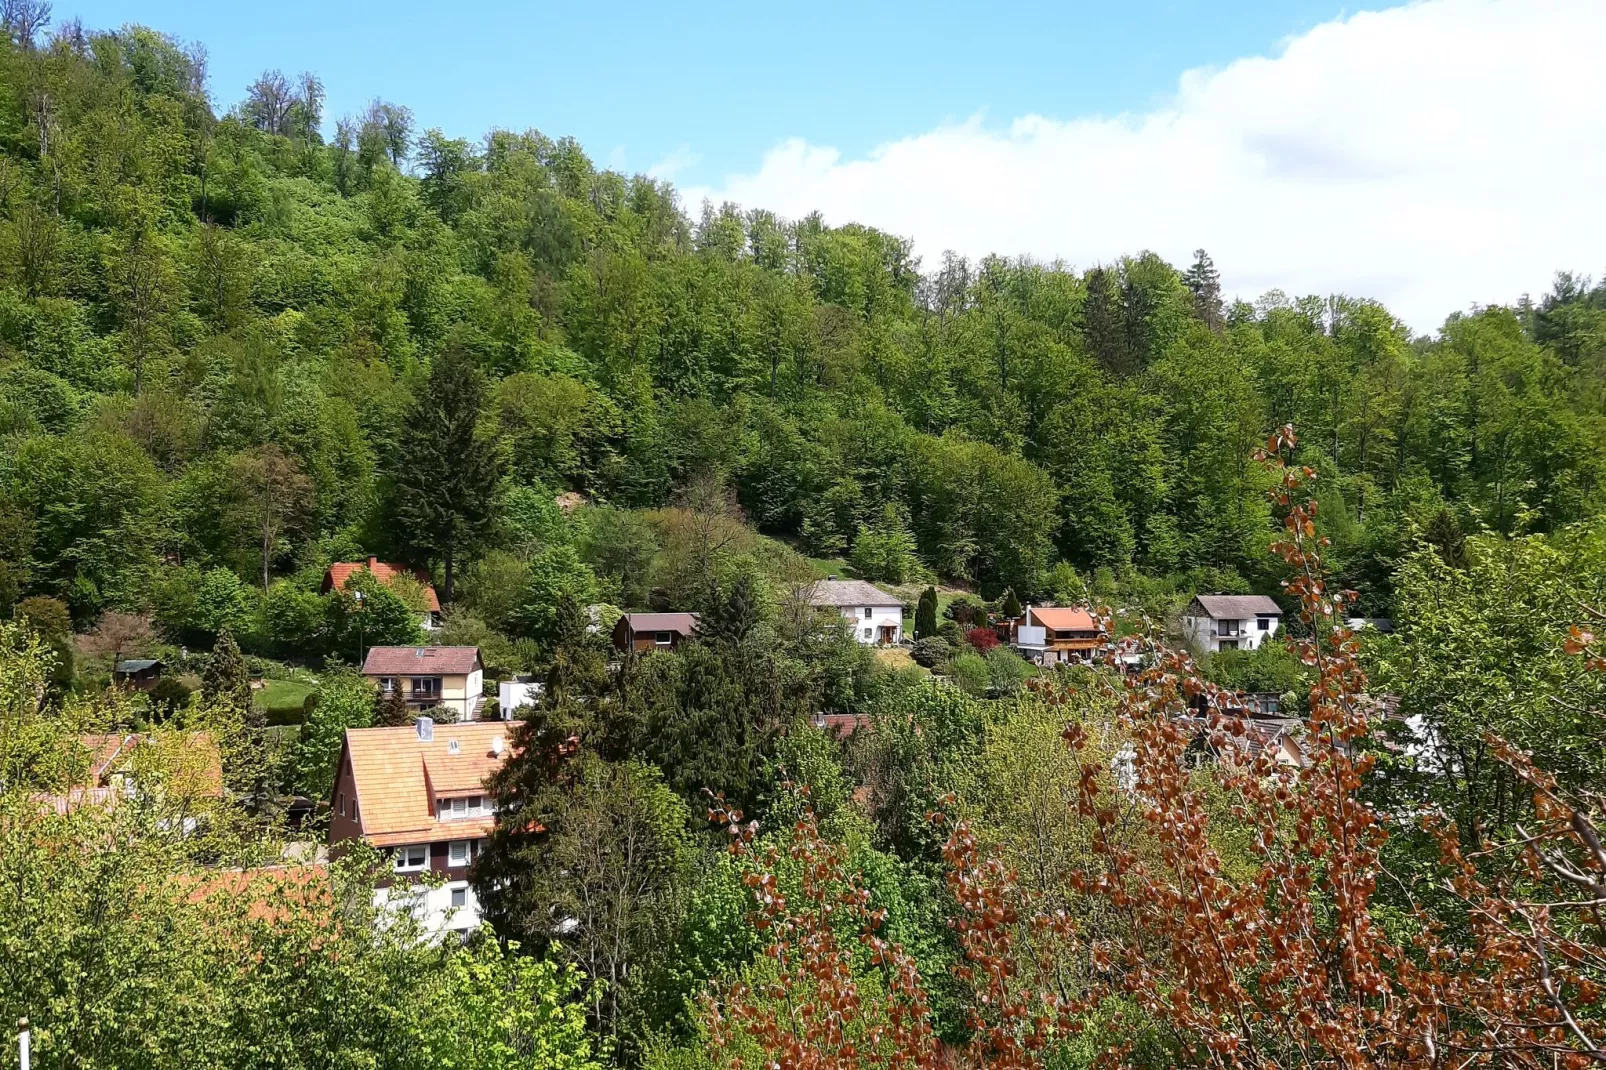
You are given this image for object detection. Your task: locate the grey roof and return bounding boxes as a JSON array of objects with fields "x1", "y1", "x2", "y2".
[
  {"x1": 806, "y1": 579, "x2": 901, "y2": 608},
  {"x1": 114, "y1": 659, "x2": 162, "y2": 673},
  {"x1": 1192, "y1": 594, "x2": 1282, "y2": 619},
  {"x1": 622, "y1": 612, "x2": 700, "y2": 634}
]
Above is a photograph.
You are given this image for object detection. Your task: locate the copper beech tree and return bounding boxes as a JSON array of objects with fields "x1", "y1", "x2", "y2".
[{"x1": 705, "y1": 427, "x2": 1606, "y2": 1069}]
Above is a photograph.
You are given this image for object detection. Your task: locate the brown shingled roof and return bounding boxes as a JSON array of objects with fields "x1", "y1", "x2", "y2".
[
  {"x1": 361, "y1": 645, "x2": 481, "y2": 676},
  {"x1": 340, "y1": 721, "x2": 517, "y2": 845},
  {"x1": 1192, "y1": 594, "x2": 1282, "y2": 619}
]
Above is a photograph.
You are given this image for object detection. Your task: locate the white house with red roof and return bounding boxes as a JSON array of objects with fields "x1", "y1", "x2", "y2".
[
  {"x1": 330, "y1": 717, "x2": 518, "y2": 935},
  {"x1": 361, "y1": 646, "x2": 484, "y2": 721},
  {"x1": 321, "y1": 557, "x2": 442, "y2": 631}
]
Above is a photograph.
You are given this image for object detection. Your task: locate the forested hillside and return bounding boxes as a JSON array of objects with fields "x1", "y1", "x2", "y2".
[{"x1": 2, "y1": 21, "x2": 1604, "y2": 640}]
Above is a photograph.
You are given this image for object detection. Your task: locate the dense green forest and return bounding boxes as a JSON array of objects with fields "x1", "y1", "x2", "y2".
[
  {"x1": 1, "y1": 20, "x2": 1603, "y2": 645},
  {"x1": 5, "y1": 13, "x2": 1606, "y2": 1070}
]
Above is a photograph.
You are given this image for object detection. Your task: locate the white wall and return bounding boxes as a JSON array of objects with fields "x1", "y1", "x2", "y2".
[
  {"x1": 1184, "y1": 615, "x2": 1279, "y2": 653},
  {"x1": 374, "y1": 879, "x2": 482, "y2": 938},
  {"x1": 838, "y1": 604, "x2": 903, "y2": 645}
]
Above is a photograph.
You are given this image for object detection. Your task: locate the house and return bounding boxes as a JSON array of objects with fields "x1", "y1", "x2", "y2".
[
  {"x1": 321, "y1": 557, "x2": 442, "y2": 631},
  {"x1": 1012, "y1": 605, "x2": 1105, "y2": 665},
  {"x1": 361, "y1": 646, "x2": 485, "y2": 722},
  {"x1": 37, "y1": 732, "x2": 224, "y2": 818},
  {"x1": 497, "y1": 675, "x2": 544, "y2": 719},
  {"x1": 113, "y1": 658, "x2": 164, "y2": 690},
  {"x1": 612, "y1": 612, "x2": 700, "y2": 653},
  {"x1": 1181, "y1": 594, "x2": 1282, "y2": 652},
  {"x1": 329, "y1": 717, "x2": 518, "y2": 936},
  {"x1": 806, "y1": 579, "x2": 903, "y2": 645}
]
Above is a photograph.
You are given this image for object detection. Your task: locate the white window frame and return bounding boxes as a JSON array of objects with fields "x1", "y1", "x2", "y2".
[
  {"x1": 654, "y1": 631, "x2": 673, "y2": 646},
  {"x1": 450, "y1": 885, "x2": 468, "y2": 909},
  {"x1": 393, "y1": 844, "x2": 429, "y2": 872},
  {"x1": 410, "y1": 676, "x2": 441, "y2": 699},
  {"x1": 448, "y1": 840, "x2": 471, "y2": 867},
  {"x1": 378, "y1": 677, "x2": 396, "y2": 695}
]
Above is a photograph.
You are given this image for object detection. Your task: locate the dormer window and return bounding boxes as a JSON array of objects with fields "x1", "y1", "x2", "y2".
[{"x1": 437, "y1": 795, "x2": 487, "y2": 820}]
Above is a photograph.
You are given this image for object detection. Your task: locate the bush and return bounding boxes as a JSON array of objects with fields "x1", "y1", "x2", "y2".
[
  {"x1": 946, "y1": 650, "x2": 990, "y2": 697},
  {"x1": 945, "y1": 593, "x2": 986, "y2": 628},
  {"x1": 146, "y1": 676, "x2": 192, "y2": 720},
  {"x1": 984, "y1": 646, "x2": 1034, "y2": 696},
  {"x1": 964, "y1": 627, "x2": 1000, "y2": 653},
  {"x1": 910, "y1": 635, "x2": 952, "y2": 669}
]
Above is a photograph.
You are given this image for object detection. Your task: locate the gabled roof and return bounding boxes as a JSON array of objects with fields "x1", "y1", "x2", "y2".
[
  {"x1": 362, "y1": 645, "x2": 481, "y2": 676},
  {"x1": 114, "y1": 658, "x2": 162, "y2": 674},
  {"x1": 322, "y1": 558, "x2": 441, "y2": 613},
  {"x1": 37, "y1": 732, "x2": 225, "y2": 813},
  {"x1": 1026, "y1": 606, "x2": 1101, "y2": 632},
  {"x1": 621, "y1": 612, "x2": 700, "y2": 635},
  {"x1": 1191, "y1": 594, "x2": 1282, "y2": 619},
  {"x1": 806, "y1": 579, "x2": 900, "y2": 608},
  {"x1": 339, "y1": 721, "x2": 519, "y2": 847}
]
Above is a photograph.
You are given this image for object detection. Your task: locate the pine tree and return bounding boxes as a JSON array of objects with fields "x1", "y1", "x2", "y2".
[
  {"x1": 373, "y1": 688, "x2": 412, "y2": 727},
  {"x1": 706, "y1": 572, "x2": 760, "y2": 645},
  {"x1": 1082, "y1": 266, "x2": 1132, "y2": 375},
  {"x1": 915, "y1": 586, "x2": 938, "y2": 639},
  {"x1": 1183, "y1": 248, "x2": 1225, "y2": 332},
  {"x1": 386, "y1": 345, "x2": 502, "y2": 604},
  {"x1": 203, "y1": 628, "x2": 254, "y2": 723},
  {"x1": 1000, "y1": 587, "x2": 1022, "y2": 619}
]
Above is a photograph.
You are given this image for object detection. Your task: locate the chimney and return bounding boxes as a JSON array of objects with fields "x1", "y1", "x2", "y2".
[
  {"x1": 416, "y1": 716, "x2": 434, "y2": 742},
  {"x1": 368, "y1": 556, "x2": 379, "y2": 571}
]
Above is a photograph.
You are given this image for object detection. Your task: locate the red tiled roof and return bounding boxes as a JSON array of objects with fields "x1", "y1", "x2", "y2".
[
  {"x1": 1027, "y1": 606, "x2": 1101, "y2": 632},
  {"x1": 361, "y1": 646, "x2": 481, "y2": 676},
  {"x1": 322, "y1": 558, "x2": 441, "y2": 613},
  {"x1": 338, "y1": 721, "x2": 518, "y2": 844}
]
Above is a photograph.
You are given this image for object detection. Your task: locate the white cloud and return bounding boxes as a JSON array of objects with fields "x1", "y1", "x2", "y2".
[
  {"x1": 648, "y1": 144, "x2": 702, "y2": 182},
  {"x1": 682, "y1": 0, "x2": 1606, "y2": 332}
]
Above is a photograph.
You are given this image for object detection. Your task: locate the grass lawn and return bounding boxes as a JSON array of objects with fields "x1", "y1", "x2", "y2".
[
  {"x1": 255, "y1": 677, "x2": 317, "y2": 712},
  {"x1": 807, "y1": 556, "x2": 852, "y2": 579}
]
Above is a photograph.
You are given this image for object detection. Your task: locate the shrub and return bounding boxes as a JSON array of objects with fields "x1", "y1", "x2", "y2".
[
  {"x1": 964, "y1": 627, "x2": 1000, "y2": 653},
  {"x1": 946, "y1": 650, "x2": 990, "y2": 697},
  {"x1": 910, "y1": 635, "x2": 952, "y2": 669}
]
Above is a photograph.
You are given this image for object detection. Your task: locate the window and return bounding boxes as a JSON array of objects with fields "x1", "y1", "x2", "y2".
[
  {"x1": 394, "y1": 844, "x2": 428, "y2": 872},
  {"x1": 448, "y1": 840, "x2": 471, "y2": 866},
  {"x1": 863, "y1": 607, "x2": 872, "y2": 619},
  {"x1": 338, "y1": 793, "x2": 345, "y2": 817},
  {"x1": 655, "y1": 631, "x2": 672, "y2": 646},
  {"x1": 1219, "y1": 639, "x2": 1239, "y2": 651},
  {"x1": 410, "y1": 676, "x2": 441, "y2": 699},
  {"x1": 450, "y1": 887, "x2": 467, "y2": 909},
  {"x1": 1257, "y1": 617, "x2": 1271, "y2": 632},
  {"x1": 862, "y1": 628, "x2": 872, "y2": 640},
  {"x1": 351, "y1": 801, "x2": 358, "y2": 822},
  {"x1": 378, "y1": 677, "x2": 396, "y2": 695}
]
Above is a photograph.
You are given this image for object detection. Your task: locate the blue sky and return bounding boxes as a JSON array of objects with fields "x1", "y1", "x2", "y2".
[{"x1": 65, "y1": 0, "x2": 1384, "y2": 188}]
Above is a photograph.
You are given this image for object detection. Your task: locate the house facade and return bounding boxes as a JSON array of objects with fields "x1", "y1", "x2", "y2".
[
  {"x1": 1013, "y1": 605, "x2": 1105, "y2": 665},
  {"x1": 361, "y1": 646, "x2": 484, "y2": 721},
  {"x1": 329, "y1": 718, "x2": 518, "y2": 936},
  {"x1": 322, "y1": 557, "x2": 442, "y2": 631},
  {"x1": 806, "y1": 579, "x2": 903, "y2": 645},
  {"x1": 1181, "y1": 594, "x2": 1282, "y2": 652},
  {"x1": 612, "y1": 612, "x2": 700, "y2": 653}
]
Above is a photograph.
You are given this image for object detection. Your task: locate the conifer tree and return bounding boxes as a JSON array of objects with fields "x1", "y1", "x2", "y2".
[
  {"x1": 915, "y1": 586, "x2": 938, "y2": 639},
  {"x1": 373, "y1": 687, "x2": 412, "y2": 727},
  {"x1": 203, "y1": 628, "x2": 254, "y2": 723},
  {"x1": 386, "y1": 346, "x2": 502, "y2": 604},
  {"x1": 1182, "y1": 248, "x2": 1225, "y2": 331},
  {"x1": 1000, "y1": 586, "x2": 1022, "y2": 619}
]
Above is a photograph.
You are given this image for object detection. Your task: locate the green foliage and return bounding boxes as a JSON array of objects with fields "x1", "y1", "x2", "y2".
[
  {"x1": 202, "y1": 628, "x2": 251, "y2": 716},
  {"x1": 290, "y1": 668, "x2": 374, "y2": 799},
  {"x1": 914, "y1": 585, "x2": 938, "y2": 639},
  {"x1": 850, "y1": 501, "x2": 923, "y2": 584}
]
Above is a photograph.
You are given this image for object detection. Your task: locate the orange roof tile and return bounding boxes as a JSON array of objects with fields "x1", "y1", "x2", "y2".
[
  {"x1": 341, "y1": 722, "x2": 518, "y2": 843},
  {"x1": 1028, "y1": 606, "x2": 1102, "y2": 632},
  {"x1": 321, "y1": 558, "x2": 441, "y2": 613}
]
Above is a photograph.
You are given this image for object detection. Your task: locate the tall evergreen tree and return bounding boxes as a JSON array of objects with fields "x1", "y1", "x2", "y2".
[
  {"x1": 915, "y1": 586, "x2": 938, "y2": 639},
  {"x1": 1000, "y1": 587, "x2": 1022, "y2": 619},
  {"x1": 203, "y1": 628, "x2": 253, "y2": 722},
  {"x1": 386, "y1": 346, "x2": 502, "y2": 604},
  {"x1": 1082, "y1": 266, "x2": 1131, "y2": 375},
  {"x1": 1183, "y1": 248, "x2": 1225, "y2": 332}
]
